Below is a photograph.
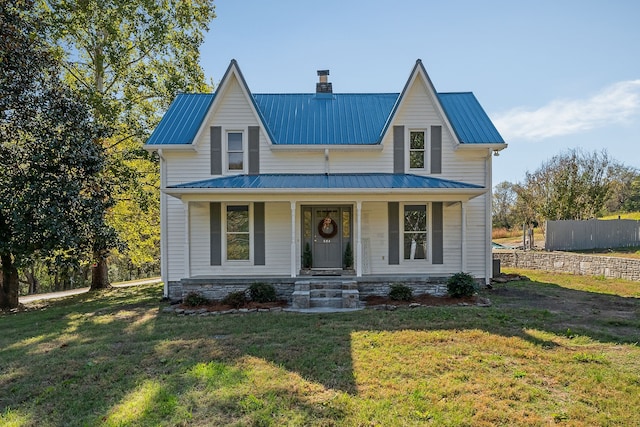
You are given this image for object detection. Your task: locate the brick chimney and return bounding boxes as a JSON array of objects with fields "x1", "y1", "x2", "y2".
[{"x1": 316, "y1": 70, "x2": 332, "y2": 93}]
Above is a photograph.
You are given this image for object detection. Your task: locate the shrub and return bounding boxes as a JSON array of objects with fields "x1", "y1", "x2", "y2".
[
  {"x1": 222, "y1": 291, "x2": 247, "y2": 308},
  {"x1": 389, "y1": 283, "x2": 413, "y2": 301},
  {"x1": 447, "y1": 272, "x2": 478, "y2": 298},
  {"x1": 249, "y1": 282, "x2": 276, "y2": 303},
  {"x1": 343, "y1": 241, "x2": 353, "y2": 269},
  {"x1": 183, "y1": 292, "x2": 210, "y2": 307},
  {"x1": 303, "y1": 242, "x2": 312, "y2": 268}
]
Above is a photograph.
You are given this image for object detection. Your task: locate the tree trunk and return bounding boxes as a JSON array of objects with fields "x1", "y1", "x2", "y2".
[
  {"x1": 90, "y1": 250, "x2": 110, "y2": 290},
  {"x1": 0, "y1": 254, "x2": 19, "y2": 309}
]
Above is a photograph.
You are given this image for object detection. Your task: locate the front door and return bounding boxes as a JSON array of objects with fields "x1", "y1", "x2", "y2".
[{"x1": 312, "y1": 208, "x2": 343, "y2": 268}]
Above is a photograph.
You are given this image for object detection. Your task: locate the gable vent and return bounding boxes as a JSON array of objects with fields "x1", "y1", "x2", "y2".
[{"x1": 316, "y1": 69, "x2": 332, "y2": 93}]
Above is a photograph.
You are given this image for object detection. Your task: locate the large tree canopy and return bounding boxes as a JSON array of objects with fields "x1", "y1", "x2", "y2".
[
  {"x1": 0, "y1": 0, "x2": 113, "y2": 309},
  {"x1": 37, "y1": 0, "x2": 216, "y2": 287}
]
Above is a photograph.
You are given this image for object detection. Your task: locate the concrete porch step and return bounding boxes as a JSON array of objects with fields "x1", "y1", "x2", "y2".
[
  {"x1": 309, "y1": 289, "x2": 343, "y2": 298},
  {"x1": 310, "y1": 297, "x2": 344, "y2": 308},
  {"x1": 292, "y1": 280, "x2": 360, "y2": 310}
]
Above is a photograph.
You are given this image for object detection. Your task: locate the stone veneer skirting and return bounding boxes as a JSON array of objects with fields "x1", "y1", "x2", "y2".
[
  {"x1": 493, "y1": 250, "x2": 640, "y2": 281},
  {"x1": 169, "y1": 275, "x2": 456, "y2": 302}
]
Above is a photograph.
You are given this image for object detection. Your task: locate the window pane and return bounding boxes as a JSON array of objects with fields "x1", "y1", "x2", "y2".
[
  {"x1": 404, "y1": 233, "x2": 427, "y2": 260},
  {"x1": 227, "y1": 206, "x2": 248, "y2": 232},
  {"x1": 228, "y1": 152, "x2": 243, "y2": 170},
  {"x1": 227, "y1": 234, "x2": 249, "y2": 260},
  {"x1": 410, "y1": 151, "x2": 424, "y2": 169},
  {"x1": 342, "y1": 210, "x2": 350, "y2": 238},
  {"x1": 404, "y1": 205, "x2": 426, "y2": 231},
  {"x1": 303, "y1": 208, "x2": 312, "y2": 239},
  {"x1": 410, "y1": 131, "x2": 424, "y2": 149},
  {"x1": 228, "y1": 132, "x2": 243, "y2": 151}
]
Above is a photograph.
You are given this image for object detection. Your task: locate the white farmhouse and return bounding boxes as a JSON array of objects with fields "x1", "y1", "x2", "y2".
[{"x1": 145, "y1": 59, "x2": 506, "y2": 305}]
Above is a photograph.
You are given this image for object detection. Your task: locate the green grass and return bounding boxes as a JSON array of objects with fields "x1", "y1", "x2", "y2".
[
  {"x1": 600, "y1": 212, "x2": 640, "y2": 220},
  {"x1": 1, "y1": 275, "x2": 639, "y2": 426}
]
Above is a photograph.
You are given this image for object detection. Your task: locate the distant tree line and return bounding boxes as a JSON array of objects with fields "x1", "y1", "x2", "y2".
[{"x1": 493, "y1": 148, "x2": 640, "y2": 231}]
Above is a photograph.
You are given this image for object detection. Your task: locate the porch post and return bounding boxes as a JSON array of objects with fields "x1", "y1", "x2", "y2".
[
  {"x1": 356, "y1": 201, "x2": 363, "y2": 277},
  {"x1": 461, "y1": 201, "x2": 467, "y2": 272},
  {"x1": 290, "y1": 201, "x2": 297, "y2": 277},
  {"x1": 184, "y1": 201, "x2": 190, "y2": 278}
]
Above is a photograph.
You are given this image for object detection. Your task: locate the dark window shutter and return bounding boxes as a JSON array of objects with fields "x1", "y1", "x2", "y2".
[
  {"x1": 248, "y1": 126, "x2": 260, "y2": 175},
  {"x1": 393, "y1": 126, "x2": 404, "y2": 173},
  {"x1": 254, "y1": 202, "x2": 265, "y2": 265},
  {"x1": 211, "y1": 126, "x2": 222, "y2": 175},
  {"x1": 431, "y1": 125, "x2": 442, "y2": 174},
  {"x1": 432, "y1": 202, "x2": 443, "y2": 264},
  {"x1": 388, "y1": 202, "x2": 399, "y2": 264},
  {"x1": 210, "y1": 202, "x2": 221, "y2": 265}
]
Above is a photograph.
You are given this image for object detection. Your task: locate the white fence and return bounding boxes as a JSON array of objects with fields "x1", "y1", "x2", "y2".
[{"x1": 545, "y1": 219, "x2": 640, "y2": 251}]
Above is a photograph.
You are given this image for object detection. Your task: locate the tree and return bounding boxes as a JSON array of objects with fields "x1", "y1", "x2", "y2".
[
  {"x1": 492, "y1": 181, "x2": 517, "y2": 229},
  {"x1": 0, "y1": 0, "x2": 113, "y2": 309},
  {"x1": 37, "y1": 0, "x2": 216, "y2": 288},
  {"x1": 513, "y1": 149, "x2": 621, "y2": 226}
]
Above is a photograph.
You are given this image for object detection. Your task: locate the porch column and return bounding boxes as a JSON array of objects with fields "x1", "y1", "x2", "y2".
[
  {"x1": 290, "y1": 201, "x2": 297, "y2": 277},
  {"x1": 461, "y1": 201, "x2": 467, "y2": 272},
  {"x1": 184, "y1": 201, "x2": 190, "y2": 278},
  {"x1": 356, "y1": 201, "x2": 363, "y2": 277}
]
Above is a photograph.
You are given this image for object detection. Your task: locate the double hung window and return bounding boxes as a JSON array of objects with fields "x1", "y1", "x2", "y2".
[
  {"x1": 403, "y1": 204, "x2": 427, "y2": 260},
  {"x1": 226, "y1": 205, "x2": 249, "y2": 260},
  {"x1": 227, "y1": 132, "x2": 244, "y2": 171},
  {"x1": 409, "y1": 130, "x2": 425, "y2": 169}
]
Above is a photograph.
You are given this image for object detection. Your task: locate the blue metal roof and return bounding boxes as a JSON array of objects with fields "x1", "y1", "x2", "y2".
[
  {"x1": 252, "y1": 93, "x2": 399, "y2": 145},
  {"x1": 145, "y1": 60, "x2": 505, "y2": 147},
  {"x1": 146, "y1": 93, "x2": 215, "y2": 145},
  {"x1": 437, "y1": 93, "x2": 505, "y2": 144},
  {"x1": 169, "y1": 173, "x2": 483, "y2": 190}
]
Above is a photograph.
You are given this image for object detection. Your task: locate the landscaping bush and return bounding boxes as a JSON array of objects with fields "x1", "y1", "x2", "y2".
[
  {"x1": 222, "y1": 291, "x2": 247, "y2": 308},
  {"x1": 447, "y1": 272, "x2": 478, "y2": 298},
  {"x1": 249, "y1": 282, "x2": 276, "y2": 303},
  {"x1": 389, "y1": 283, "x2": 413, "y2": 301},
  {"x1": 183, "y1": 292, "x2": 210, "y2": 307}
]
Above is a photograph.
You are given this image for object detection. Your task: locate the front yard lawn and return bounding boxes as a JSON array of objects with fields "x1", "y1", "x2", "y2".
[{"x1": 1, "y1": 270, "x2": 639, "y2": 426}]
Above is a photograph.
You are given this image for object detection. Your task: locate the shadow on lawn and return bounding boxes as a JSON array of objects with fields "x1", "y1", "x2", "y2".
[{"x1": 1, "y1": 279, "x2": 639, "y2": 425}]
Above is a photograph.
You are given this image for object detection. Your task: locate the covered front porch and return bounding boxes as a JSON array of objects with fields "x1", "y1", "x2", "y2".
[{"x1": 164, "y1": 173, "x2": 488, "y2": 283}]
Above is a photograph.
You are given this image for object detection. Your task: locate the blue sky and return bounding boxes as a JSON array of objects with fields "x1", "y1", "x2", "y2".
[{"x1": 199, "y1": 0, "x2": 640, "y2": 185}]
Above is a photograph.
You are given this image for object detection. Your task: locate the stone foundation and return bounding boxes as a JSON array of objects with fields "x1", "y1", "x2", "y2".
[{"x1": 168, "y1": 275, "x2": 464, "y2": 302}]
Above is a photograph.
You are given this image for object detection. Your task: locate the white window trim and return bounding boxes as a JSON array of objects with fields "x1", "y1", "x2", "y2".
[
  {"x1": 400, "y1": 202, "x2": 431, "y2": 263},
  {"x1": 407, "y1": 128, "x2": 429, "y2": 173},
  {"x1": 224, "y1": 127, "x2": 247, "y2": 174},
  {"x1": 223, "y1": 202, "x2": 253, "y2": 263}
]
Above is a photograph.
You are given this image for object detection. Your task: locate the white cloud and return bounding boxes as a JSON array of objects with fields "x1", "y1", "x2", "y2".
[{"x1": 494, "y1": 80, "x2": 640, "y2": 140}]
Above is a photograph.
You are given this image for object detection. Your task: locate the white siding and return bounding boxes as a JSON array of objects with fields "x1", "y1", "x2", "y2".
[
  {"x1": 189, "y1": 201, "x2": 291, "y2": 276},
  {"x1": 160, "y1": 65, "x2": 493, "y2": 281},
  {"x1": 166, "y1": 196, "x2": 185, "y2": 282}
]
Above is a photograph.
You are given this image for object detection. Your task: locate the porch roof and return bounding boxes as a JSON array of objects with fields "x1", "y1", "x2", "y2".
[{"x1": 169, "y1": 173, "x2": 483, "y2": 190}]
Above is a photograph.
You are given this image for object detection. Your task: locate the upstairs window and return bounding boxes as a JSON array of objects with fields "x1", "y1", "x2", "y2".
[
  {"x1": 409, "y1": 130, "x2": 425, "y2": 169},
  {"x1": 227, "y1": 131, "x2": 244, "y2": 171}
]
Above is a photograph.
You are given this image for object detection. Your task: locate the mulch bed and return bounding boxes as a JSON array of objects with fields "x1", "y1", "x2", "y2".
[{"x1": 365, "y1": 294, "x2": 479, "y2": 307}]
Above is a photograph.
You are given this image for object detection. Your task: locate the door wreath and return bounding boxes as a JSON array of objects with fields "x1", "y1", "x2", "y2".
[{"x1": 318, "y1": 216, "x2": 338, "y2": 239}]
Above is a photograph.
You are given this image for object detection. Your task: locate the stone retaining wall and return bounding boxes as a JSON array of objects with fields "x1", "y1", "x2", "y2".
[{"x1": 493, "y1": 250, "x2": 640, "y2": 281}]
